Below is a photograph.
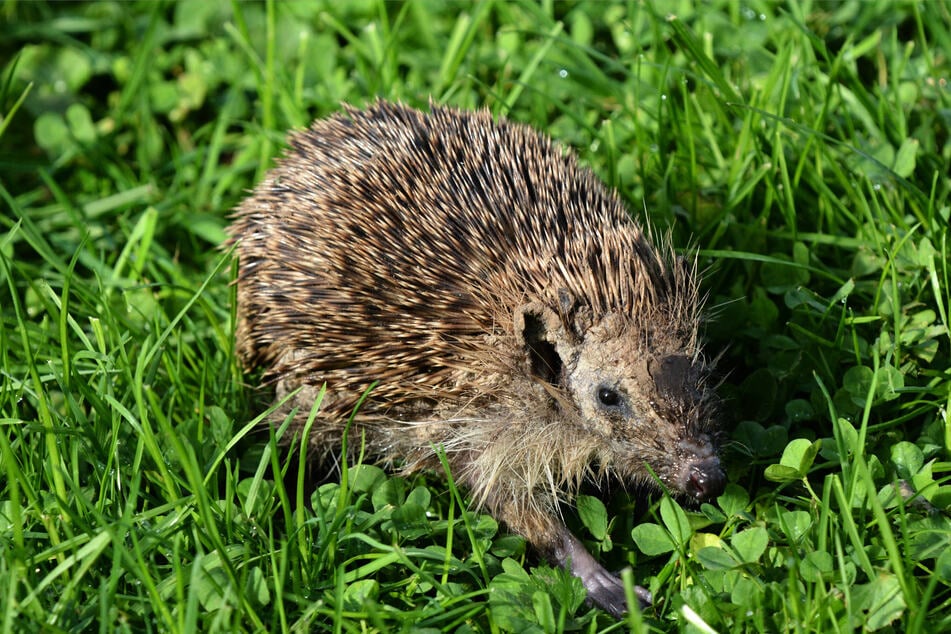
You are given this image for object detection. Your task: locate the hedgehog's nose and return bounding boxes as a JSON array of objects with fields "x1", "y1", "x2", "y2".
[{"x1": 686, "y1": 456, "x2": 726, "y2": 501}]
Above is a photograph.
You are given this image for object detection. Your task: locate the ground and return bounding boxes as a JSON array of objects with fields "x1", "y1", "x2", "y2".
[{"x1": 1, "y1": 2, "x2": 949, "y2": 632}]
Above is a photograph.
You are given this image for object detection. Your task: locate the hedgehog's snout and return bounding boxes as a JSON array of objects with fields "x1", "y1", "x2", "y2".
[
  {"x1": 684, "y1": 456, "x2": 726, "y2": 501},
  {"x1": 676, "y1": 436, "x2": 725, "y2": 501}
]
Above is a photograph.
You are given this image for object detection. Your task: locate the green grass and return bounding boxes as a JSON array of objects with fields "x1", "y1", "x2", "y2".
[{"x1": 2, "y1": 1, "x2": 950, "y2": 631}]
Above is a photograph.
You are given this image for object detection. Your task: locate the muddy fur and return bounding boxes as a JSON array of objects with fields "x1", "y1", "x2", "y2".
[{"x1": 227, "y1": 101, "x2": 725, "y2": 617}]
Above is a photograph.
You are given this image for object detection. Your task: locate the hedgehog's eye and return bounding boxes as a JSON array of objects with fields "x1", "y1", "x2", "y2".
[{"x1": 596, "y1": 385, "x2": 622, "y2": 408}]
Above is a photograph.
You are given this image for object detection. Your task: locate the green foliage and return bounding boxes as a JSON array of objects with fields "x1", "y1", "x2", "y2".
[{"x1": 2, "y1": 0, "x2": 950, "y2": 631}]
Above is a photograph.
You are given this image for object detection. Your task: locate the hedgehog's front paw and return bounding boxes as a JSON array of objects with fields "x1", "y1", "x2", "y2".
[
  {"x1": 554, "y1": 530, "x2": 651, "y2": 617},
  {"x1": 581, "y1": 563, "x2": 652, "y2": 617}
]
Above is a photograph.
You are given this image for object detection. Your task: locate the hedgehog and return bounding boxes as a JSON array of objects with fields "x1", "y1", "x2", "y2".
[{"x1": 227, "y1": 100, "x2": 726, "y2": 617}]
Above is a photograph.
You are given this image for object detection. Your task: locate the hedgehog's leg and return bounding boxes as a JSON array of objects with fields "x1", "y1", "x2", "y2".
[
  {"x1": 499, "y1": 503, "x2": 651, "y2": 618},
  {"x1": 549, "y1": 525, "x2": 653, "y2": 616}
]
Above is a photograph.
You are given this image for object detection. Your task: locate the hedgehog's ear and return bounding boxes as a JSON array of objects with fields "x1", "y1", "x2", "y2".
[
  {"x1": 556, "y1": 287, "x2": 591, "y2": 339},
  {"x1": 515, "y1": 302, "x2": 565, "y2": 386}
]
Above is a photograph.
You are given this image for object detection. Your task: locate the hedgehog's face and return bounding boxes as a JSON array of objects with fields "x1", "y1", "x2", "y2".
[{"x1": 517, "y1": 304, "x2": 725, "y2": 501}]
